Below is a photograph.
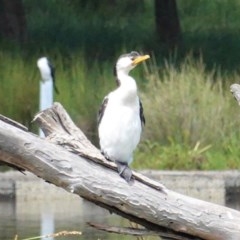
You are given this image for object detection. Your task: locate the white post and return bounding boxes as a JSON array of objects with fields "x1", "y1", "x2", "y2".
[{"x1": 37, "y1": 57, "x2": 55, "y2": 137}]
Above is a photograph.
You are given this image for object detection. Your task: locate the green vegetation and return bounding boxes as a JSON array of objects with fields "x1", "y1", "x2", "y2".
[
  {"x1": 2, "y1": 0, "x2": 240, "y2": 170},
  {"x1": 178, "y1": 0, "x2": 240, "y2": 70},
  {"x1": 134, "y1": 57, "x2": 240, "y2": 170}
]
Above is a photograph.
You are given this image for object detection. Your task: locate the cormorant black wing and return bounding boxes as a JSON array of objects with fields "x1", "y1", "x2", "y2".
[
  {"x1": 47, "y1": 58, "x2": 59, "y2": 94},
  {"x1": 139, "y1": 99, "x2": 145, "y2": 127},
  {"x1": 98, "y1": 96, "x2": 109, "y2": 127}
]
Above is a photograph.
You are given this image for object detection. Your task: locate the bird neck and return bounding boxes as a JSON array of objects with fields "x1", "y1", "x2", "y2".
[
  {"x1": 116, "y1": 71, "x2": 138, "y2": 104},
  {"x1": 117, "y1": 71, "x2": 137, "y2": 91}
]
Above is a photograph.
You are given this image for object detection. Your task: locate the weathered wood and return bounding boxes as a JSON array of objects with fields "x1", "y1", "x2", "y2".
[
  {"x1": 0, "y1": 103, "x2": 240, "y2": 240},
  {"x1": 230, "y1": 83, "x2": 240, "y2": 104}
]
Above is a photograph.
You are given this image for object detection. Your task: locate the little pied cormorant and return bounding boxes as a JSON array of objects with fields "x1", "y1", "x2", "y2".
[
  {"x1": 98, "y1": 51, "x2": 150, "y2": 183},
  {"x1": 37, "y1": 57, "x2": 59, "y2": 94}
]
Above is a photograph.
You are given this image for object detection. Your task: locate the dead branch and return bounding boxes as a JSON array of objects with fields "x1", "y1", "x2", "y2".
[{"x1": 0, "y1": 102, "x2": 240, "y2": 240}]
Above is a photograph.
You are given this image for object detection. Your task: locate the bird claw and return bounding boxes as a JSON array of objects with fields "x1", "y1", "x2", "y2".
[
  {"x1": 116, "y1": 161, "x2": 134, "y2": 184},
  {"x1": 101, "y1": 153, "x2": 134, "y2": 184}
]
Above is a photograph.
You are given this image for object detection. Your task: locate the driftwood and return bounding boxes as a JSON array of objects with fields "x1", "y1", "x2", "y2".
[
  {"x1": 230, "y1": 83, "x2": 240, "y2": 104},
  {"x1": 0, "y1": 102, "x2": 240, "y2": 240}
]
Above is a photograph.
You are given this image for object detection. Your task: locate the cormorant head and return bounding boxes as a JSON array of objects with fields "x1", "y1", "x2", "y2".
[
  {"x1": 114, "y1": 51, "x2": 150, "y2": 77},
  {"x1": 37, "y1": 57, "x2": 54, "y2": 83}
]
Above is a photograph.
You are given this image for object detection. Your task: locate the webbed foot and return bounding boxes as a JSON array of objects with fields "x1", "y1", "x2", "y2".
[{"x1": 115, "y1": 161, "x2": 134, "y2": 184}]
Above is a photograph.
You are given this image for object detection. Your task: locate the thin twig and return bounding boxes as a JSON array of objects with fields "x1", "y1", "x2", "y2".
[{"x1": 88, "y1": 222, "x2": 194, "y2": 240}]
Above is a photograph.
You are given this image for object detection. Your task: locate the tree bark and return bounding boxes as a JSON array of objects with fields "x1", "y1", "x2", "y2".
[
  {"x1": 230, "y1": 83, "x2": 240, "y2": 105},
  {"x1": 155, "y1": 0, "x2": 181, "y2": 48},
  {"x1": 0, "y1": 102, "x2": 240, "y2": 240}
]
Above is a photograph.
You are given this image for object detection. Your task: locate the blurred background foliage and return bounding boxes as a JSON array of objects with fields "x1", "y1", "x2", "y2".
[{"x1": 1, "y1": 0, "x2": 240, "y2": 170}]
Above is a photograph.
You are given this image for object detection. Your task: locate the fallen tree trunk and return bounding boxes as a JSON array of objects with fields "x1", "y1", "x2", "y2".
[{"x1": 0, "y1": 102, "x2": 240, "y2": 240}]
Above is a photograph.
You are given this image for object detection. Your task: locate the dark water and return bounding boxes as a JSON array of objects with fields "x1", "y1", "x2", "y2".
[
  {"x1": 0, "y1": 197, "x2": 159, "y2": 240},
  {"x1": 0, "y1": 188, "x2": 239, "y2": 240},
  {"x1": 0, "y1": 198, "x2": 118, "y2": 240}
]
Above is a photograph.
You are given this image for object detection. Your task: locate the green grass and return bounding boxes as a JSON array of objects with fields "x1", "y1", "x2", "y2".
[
  {"x1": 1, "y1": 50, "x2": 240, "y2": 170},
  {"x1": 0, "y1": 50, "x2": 115, "y2": 141},
  {"x1": 133, "y1": 57, "x2": 240, "y2": 170},
  {"x1": 0, "y1": 51, "x2": 38, "y2": 129}
]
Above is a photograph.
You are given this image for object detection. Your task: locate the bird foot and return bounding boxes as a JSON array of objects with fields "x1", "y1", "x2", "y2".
[
  {"x1": 116, "y1": 161, "x2": 134, "y2": 184},
  {"x1": 101, "y1": 152, "x2": 134, "y2": 184}
]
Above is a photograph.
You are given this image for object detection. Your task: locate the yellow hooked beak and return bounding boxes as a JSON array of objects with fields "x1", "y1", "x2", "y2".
[{"x1": 132, "y1": 55, "x2": 150, "y2": 66}]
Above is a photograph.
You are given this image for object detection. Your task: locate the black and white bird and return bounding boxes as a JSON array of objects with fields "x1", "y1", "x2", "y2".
[
  {"x1": 37, "y1": 57, "x2": 59, "y2": 94},
  {"x1": 98, "y1": 51, "x2": 150, "y2": 183},
  {"x1": 37, "y1": 57, "x2": 59, "y2": 137}
]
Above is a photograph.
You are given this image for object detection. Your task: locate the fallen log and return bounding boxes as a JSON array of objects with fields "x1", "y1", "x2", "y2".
[{"x1": 0, "y1": 102, "x2": 240, "y2": 240}]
